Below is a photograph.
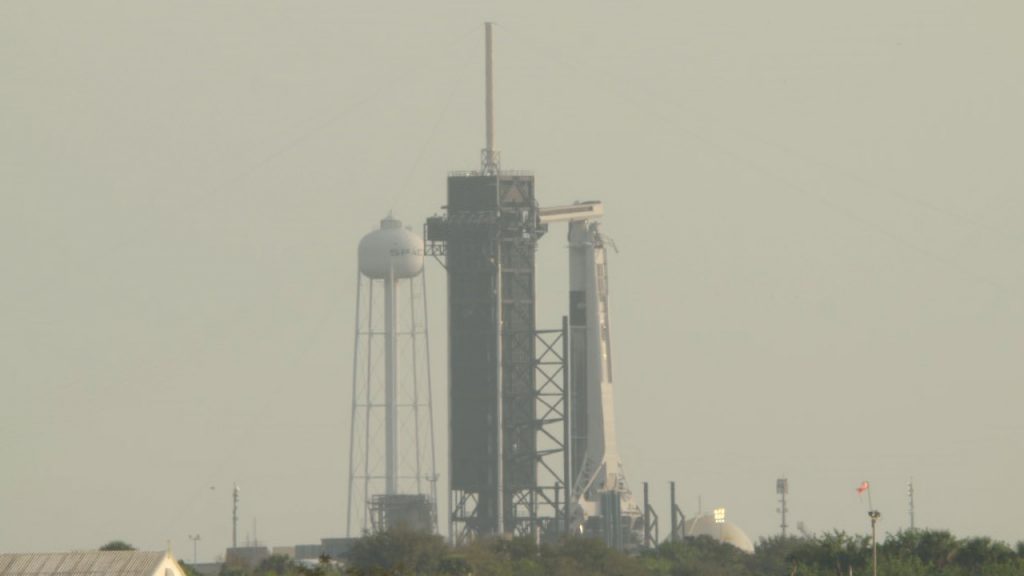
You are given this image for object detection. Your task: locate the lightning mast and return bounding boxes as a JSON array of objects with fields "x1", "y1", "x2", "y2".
[{"x1": 481, "y1": 22, "x2": 500, "y2": 175}]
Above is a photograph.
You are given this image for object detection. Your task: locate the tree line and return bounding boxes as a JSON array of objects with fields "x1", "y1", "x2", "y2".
[{"x1": 170, "y1": 527, "x2": 1024, "y2": 576}]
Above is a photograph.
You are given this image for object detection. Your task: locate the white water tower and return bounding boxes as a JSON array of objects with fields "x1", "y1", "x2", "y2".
[{"x1": 346, "y1": 215, "x2": 437, "y2": 534}]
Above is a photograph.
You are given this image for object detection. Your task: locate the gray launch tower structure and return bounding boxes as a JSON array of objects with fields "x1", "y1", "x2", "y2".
[
  {"x1": 426, "y1": 24, "x2": 568, "y2": 542},
  {"x1": 427, "y1": 23, "x2": 641, "y2": 547},
  {"x1": 428, "y1": 172, "x2": 547, "y2": 540}
]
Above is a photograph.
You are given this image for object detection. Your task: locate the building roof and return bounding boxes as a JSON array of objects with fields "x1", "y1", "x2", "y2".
[
  {"x1": 0, "y1": 551, "x2": 176, "y2": 576},
  {"x1": 684, "y1": 514, "x2": 756, "y2": 554}
]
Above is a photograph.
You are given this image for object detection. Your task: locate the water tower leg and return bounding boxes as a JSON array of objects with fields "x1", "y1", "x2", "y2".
[{"x1": 385, "y1": 270, "x2": 398, "y2": 496}]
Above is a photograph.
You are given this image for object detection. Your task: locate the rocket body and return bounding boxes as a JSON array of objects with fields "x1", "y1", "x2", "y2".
[{"x1": 568, "y1": 220, "x2": 640, "y2": 531}]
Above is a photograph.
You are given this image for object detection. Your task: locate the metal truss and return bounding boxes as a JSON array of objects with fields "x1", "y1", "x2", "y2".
[
  {"x1": 643, "y1": 482, "x2": 660, "y2": 548},
  {"x1": 530, "y1": 318, "x2": 570, "y2": 538},
  {"x1": 450, "y1": 490, "x2": 480, "y2": 546}
]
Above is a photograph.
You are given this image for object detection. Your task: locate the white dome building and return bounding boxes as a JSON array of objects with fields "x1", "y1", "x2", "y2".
[{"x1": 684, "y1": 513, "x2": 756, "y2": 554}]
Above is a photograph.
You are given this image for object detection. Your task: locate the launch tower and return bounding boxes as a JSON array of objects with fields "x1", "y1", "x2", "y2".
[
  {"x1": 426, "y1": 23, "x2": 639, "y2": 547},
  {"x1": 425, "y1": 23, "x2": 566, "y2": 542}
]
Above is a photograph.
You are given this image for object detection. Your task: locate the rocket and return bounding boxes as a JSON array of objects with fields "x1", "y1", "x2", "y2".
[{"x1": 539, "y1": 203, "x2": 642, "y2": 540}]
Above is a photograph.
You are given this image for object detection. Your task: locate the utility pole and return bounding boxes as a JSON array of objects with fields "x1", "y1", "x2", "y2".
[
  {"x1": 187, "y1": 534, "x2": 200, "y2": 564},
  {"x1": 907, "y1": 478, "x2": 915, "y2": 530},
  {"x1": 232, "y1": 484, "x2": 239, "y2": 548}
]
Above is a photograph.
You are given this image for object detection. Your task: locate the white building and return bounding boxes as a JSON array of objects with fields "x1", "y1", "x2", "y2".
[
  {"x1": 0, "y1": 551, "x2": 188, "y2": 576},
  {"x1": 684, "y1": 514, "x2": 757, "y2": 554}
]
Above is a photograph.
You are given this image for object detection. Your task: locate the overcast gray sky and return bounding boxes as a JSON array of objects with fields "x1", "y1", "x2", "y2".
[{"x1": 2, "y1": 0, "x2": 1023, "y2": 557}]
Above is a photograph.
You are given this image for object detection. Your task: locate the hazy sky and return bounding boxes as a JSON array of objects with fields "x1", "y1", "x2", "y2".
[{"x1": 3, "y1": 0, "x2": 1023, "y2": 557}]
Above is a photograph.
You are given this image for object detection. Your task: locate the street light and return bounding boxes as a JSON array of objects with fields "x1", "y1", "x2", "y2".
[
  {"x1": 713, "y1": 508, "x2": 726, "y2": 543},
  {"x1": 187, "y1": 534, "x2": 201, "y2": 564}
]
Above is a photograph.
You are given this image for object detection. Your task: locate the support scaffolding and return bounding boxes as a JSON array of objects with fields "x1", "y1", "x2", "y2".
[
  {"x1": 643, "y1": 482, "x2": 659, "y2": 548},
  {"x1": 669, "y1": 481, "x2": 685, "y2": 543}
]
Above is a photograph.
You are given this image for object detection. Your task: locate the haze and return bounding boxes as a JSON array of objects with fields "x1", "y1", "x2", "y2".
[{"x1": 2, "y1": 0, "x2": 1022, "y2": 556}]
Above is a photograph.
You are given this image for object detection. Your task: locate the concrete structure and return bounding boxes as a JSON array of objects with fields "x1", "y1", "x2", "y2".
[
  {"x1": 292, "y1": 538, "x2": 357, "y2": 562},
  {"x1": 223, "y1": 547, "x2": 271, "y2": 568},
  {"x1": 186, "y1": 564, "x2": 221, "y2": 576},
  {"x1": 270, "y1": 547, "x2": 295, "y2": 559},
  {"x1": 0, "y1": 551, "x2": 187, "y2": 576},
  {"x1": 293, "y1": 546, "x2": 323, "y2": 562}
]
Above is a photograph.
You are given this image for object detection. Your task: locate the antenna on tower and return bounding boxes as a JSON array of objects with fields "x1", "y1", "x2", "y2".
[
  {"x1": 907, "y1": 478, "x2": 915, "y2": 530},
  {"x1": 776, "y1": 477, "x2": 789, "y2": 537},
  {"x1": 481, "y1": 22, "x2": 500, "y2": 175},
  {"x1": 232, "y1": 483, "x2": 239, "y2": 548}
]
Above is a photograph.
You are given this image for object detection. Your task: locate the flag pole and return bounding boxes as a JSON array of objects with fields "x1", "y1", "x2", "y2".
[{"x1": 857, "y1": 480, "x2": 880, "y2": 576}]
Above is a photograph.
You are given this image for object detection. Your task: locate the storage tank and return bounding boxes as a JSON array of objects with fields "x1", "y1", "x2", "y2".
[
  {"x1": 351, "y1": 214, "x2": 429, "y2": 503},
  {"x1": 358, "y1": 216, "x2": 424, "y2": 279}
]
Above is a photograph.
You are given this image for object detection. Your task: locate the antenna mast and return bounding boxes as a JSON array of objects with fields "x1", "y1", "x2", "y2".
[
  {"x1": 232, "y1": 483, "x2": 239, "y2": 548},
  {"x1": 907, "y1": 478, "x2": 915, "y2": 530},
  {"x1": 776, "y1": 477, "x2": 789, "y2": 537},
  {"x1": 481, "y1": 22, "x2": 500, "y2": 175}
]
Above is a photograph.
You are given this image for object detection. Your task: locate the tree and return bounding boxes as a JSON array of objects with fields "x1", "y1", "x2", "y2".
[
  {"x1": 647, "y1": 536, "x2": 753, "y2": 576},
  {"x1": 912, "y1": 529, "x2": 959, "y2": 569},
  {"x1": 547, "y1": 536, "x2": 646, "y2": 576},
  {"x1": 952, "y1": 537, "x2": 1016, "y2": 570},
  {"x1": 255, "y1": 555, "x2": 297, "y2": 576},
  {"x1": 177, "y1": 563, "x2": 205, "y2": 576},
  {"x1": 346, "y1": 528, "x2": 448, "y2": 575},
  {"x1": 753, "y1": 534, "x2": 812, "y2": 576}
]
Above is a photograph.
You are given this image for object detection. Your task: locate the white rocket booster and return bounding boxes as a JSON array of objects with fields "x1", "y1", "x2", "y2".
[{"x1": 538, "y1": 203, "x2": 641, "y2": 536}]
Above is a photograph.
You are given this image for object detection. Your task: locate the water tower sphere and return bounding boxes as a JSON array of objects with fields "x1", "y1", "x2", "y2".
[{"x1": 358, "y1": 216, "x2": 424, "y2": 279}]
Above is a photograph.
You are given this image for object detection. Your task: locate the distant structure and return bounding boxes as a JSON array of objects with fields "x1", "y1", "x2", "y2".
[
  {"x1": 777, "y1": 477, "x2": 789, "y2": 537},
  {"x1": 669, "y1": 481, "x2": 686, "y2": 542},
  {"x1": 346, "y1": 215, "x2": 438, "y2": 534},
  {"x1": 224, "y1": 547, "x2": 270, "y2": 569},
  {"x1": 907, "y1": 478, "x2": 915, "y2": 530},
  {"x1": 232, "y1": 484, "x2": 239, "y2": 548},
  {"x1": 642, "y1": 483, "x2": 658, "y2": 548}
]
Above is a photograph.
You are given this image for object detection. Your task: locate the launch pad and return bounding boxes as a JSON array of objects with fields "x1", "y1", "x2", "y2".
[{"x1": 341, "y1": 22, "x2": 641, "y2": 548}]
